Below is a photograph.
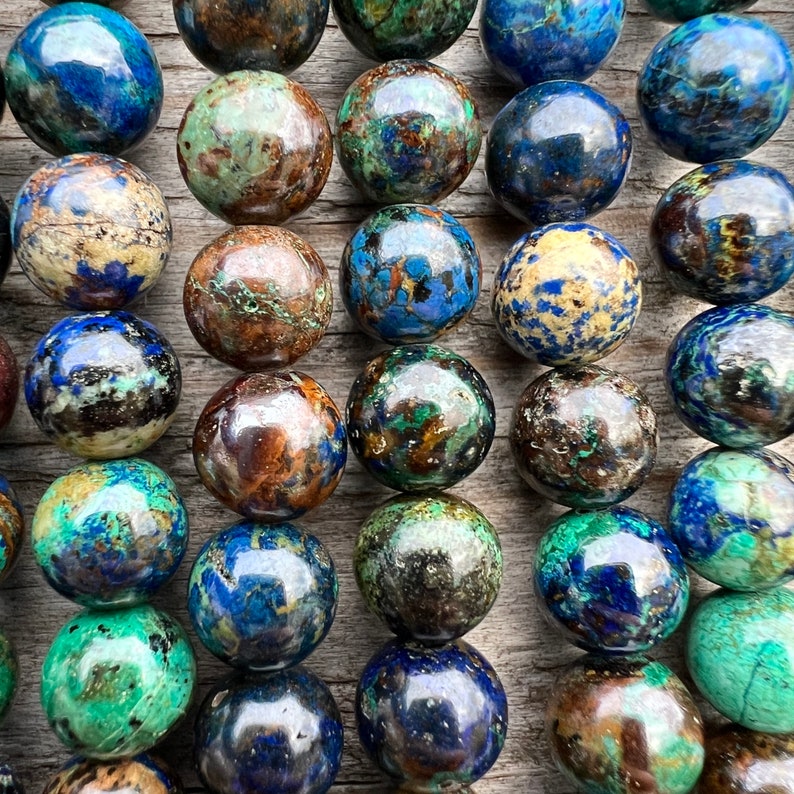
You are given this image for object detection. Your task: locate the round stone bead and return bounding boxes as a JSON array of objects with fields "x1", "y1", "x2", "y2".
[
  {"x1": 188, "y1": 521, "x2": 337, "y2": 670},
  {"x1": 491, "y1": 223, "x2": 641, "y2": 366},
  {"x1": 193, "y1": 371, "x2": 346, "y2": 521},
  {"x1": 177, "y1": 71, "x2": 332, "y2": 225},
  {"x1": 511, "y1": 365, "x2": 658, "y2": 508},
  {"x1": 0, "y1": 764, "x2": 23, "y2": 794},
  {"x1": 354, "y1": 493, "x2": 502, "y2": 643},
  {"x1": 41, "y1": 605, "x2": 196, "y2": 759},
  {"x1": 42, "y1": 753, "x2": 181, "y2": 794},
  {"x1": 0, "y1": 475, "x2": 24, "y2": 584},
  {"x1": 665, "y1": 303, "x2": 794, "y2": 448},
  {"x1": 637, "y1": 14, "x2": 793, "y2": 163},
  {"x1": 335, "y1": 60, "x2": 481, "y2": 205},
  {"x1": 195, "y1": 668, "x2": 343, "y2": 794},
  {"x1": 24, "y1": 311, "x2": 181, "y2": 459},
  {"x1": 357, "y1": 639, "x2": 507, "y2": 791},
  {"x1": 0, "y1": 630, "x2": 17, "y2": 725},
  {"x1": 641, "y1": 0, "x2": 757, "y2": 23},
  {"x1": 486, "y1": 81, "x2": 632, "y2": 226},
  {"x1": 5, "y1": 4, "x2": 162, "y2": 156},
  {"x1": 346, "y1": 344, "x2": 495, "y2": 492},
  {"x1": 44, "y1": 0, "x2": 129, "y2": 6},
  {"x1": 340, "y1": 204, "x2": 480, "y2": 344},
  {"x1": 534, "y1": 505, "x2": 689, "y2": 653},
  {"x1": 0, "y1": 198, "x2": 12, "y2": 291},
  {"x1": 481, "y1": 0, "x2": 625, "y2": 87},
  {"x1": 31, "y1": 458, "x2": 188, "y2": 608},
  {"x1": 0, "y1": 336, "x2": 17, "y2": 434},
  {"x1": 173, "y1": 0, "x2": 328, "y2": 74}
]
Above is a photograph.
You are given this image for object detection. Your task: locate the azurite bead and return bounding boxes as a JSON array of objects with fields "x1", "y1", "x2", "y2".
[
  {"x1": 0, "y1": 764, "x2": 23, "y2": 794},
  {"x1": 641, "y1": 0, "x2": 757, "y2": 23},
  {"x1": 0, "y1": 475, "x2": 24, "y2": 584},
  {"x1": 43, "y1": 753, "x2": 181, "y2": 794}
]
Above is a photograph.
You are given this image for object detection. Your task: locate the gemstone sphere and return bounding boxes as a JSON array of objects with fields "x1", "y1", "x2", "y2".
[
  {"x1": 0, "y1": 198, "x2": 12, "y2": 291},
  {"x1": 25, "y1": 311, "x2": 181, "y2": 459},
  {"x1": 355, "y1": 493, "x2": 502, "y2": 643},
  {"x1": 486, "y1": 81, "x2": 632, "y2": 226},
  {"x1": 183, "y1": 226, "x2": 332, "y2": 370},
  {"x1": 687, "y1": 588, "x2": 794, "y2": 732},
  {"x1": 511, "y1": 365, "x2": 658, "y2": 508},
  {"x1": 43, "y1": 753, "x2": 181, "y2": 794},
  {"x1": 32, "y1": 458, "x2": 188, "y2": 607},
  {"x1": 41, "y1": 605, "x2": 196, "y2": 759},
  {"x1": 641, "y1": 0, "x2": 757, "y2": 23},
  {"x1": 177, "y1": 70, "x2": 332, "y2": 225},
  {"x1": 0, "y1": 336, "x2": 17, "y2": 434},
  {"x1": 534, "y1": 505, "x2": 690, "y2": 653},
  {"x1": 481, "y1": 0, "x2": 625, "y2": 87},
  {"x1": 491, "y1": 223, "x2": 641, "y2": 366},
  {"x1": 4, "y1": 3, "x2": 163, "y2": 156},
  {"x1": 194, "y1": 668, "x2": 343, "y2": 794},
  {"x1": 173, "y1": 0, "x2": 329, "y2": 74},
  {"x1": 335, "y1": 60, "x2": 481, "y2": 204},
  {"x1": 666, "y1": 303, "x2": 794, "y2": 448},
  {"x1": 0, "y1": 630, "x2": 17, "y2": 725},
  {"x1": 357, "y1": 639, "x2": 508, "y2": 790},
  {"x1": 0, "y1": 765, "x2": 23, "y2": 794},
  {"x1": 193, "y1": 371, "x2": 346, "y2": 521},
  {"x1": 346, "y1": 344, "x2": 495, "y2": 492},
  {"x1": 188, "y1": 521, "x2": 337, "y2": 670},
  {"x1": 0, "y1": 474, "x2": 24, "y2": 584},
  {"x1": 637, "y1": 13, "x2": 794, "y2": 163},
  {"x1": 44, "y1": 0, "x2": 129, "y2": 6}
]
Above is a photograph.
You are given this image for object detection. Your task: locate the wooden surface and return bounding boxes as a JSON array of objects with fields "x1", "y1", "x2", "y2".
[{"x1": 0, "y1": 1, "x2": 792, "y2": 790}]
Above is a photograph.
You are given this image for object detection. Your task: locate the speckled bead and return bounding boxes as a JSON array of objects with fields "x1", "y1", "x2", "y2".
[
  {"x1": 637, "y1": 13, "x2": 794, "y2": 163},
  {"x1": 357, "y1": 638, "x2": 507, "y2": 791},
  {"x1": 335, "y1": 60, "x2": 481, "y2": 205},
  {"x1": 0, "y1": 337, "x2": 17, "y2": 433},
  {"x1": 0, "y1": 475, "x2": 23, "y2": 584},
  {"x1": 24, "y1": 311, "x2": 181, "y2": 459},
  {"x1": 534, "y1": 505, "x2": 689, "y2": 653},
  {"x1": 195, "y1": 668, "x2": 343, "y2": 794},
  {"x1": 491, "y1": 223, "x2": 641, "y2": 366},
  {"x1": 41, "y1": 605, "x2": 196, "y2": 759},
  {"x1": 42, "y1": 754, "x2": 181, "y2": 794},
  {"x1": 346, "y1": 344, "x2": 495, "y2": 492},
  {"x1": 641, "y1": 0, "x2": 757, "y2": 23},
  {"x1": 0, "y1": 630, "x2": 17, "y2": 725},
  {"x1": 0, "y1": 765, "x2": 23, "y2": 794},
  {"x1": 183, "y1": 226, "x2": 331, "y2": 370},
  {"x1": 177, "y1": 71, "x2": 332, "y2": 225},
  {"x1": 340, "y1": 204, "x2": 481, "y2": 344},
  {"x1": 4, "y1": 4, "x2": 163, "y2": 156},
  {"x1": 665, "y1": 303, "x2": 794, "y2": 448}
]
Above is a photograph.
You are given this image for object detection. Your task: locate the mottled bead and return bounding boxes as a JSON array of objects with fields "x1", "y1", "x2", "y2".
[
  {"x1": 346, "y1": 344, "x2": 494, "y2": 492},
  {"x1": 43, "y1": 754, "x2": 181, "y2": 794},
  {"x1": 637, "y1": 14, "x2": 794, "y2": 163},
  {"x1": 0, "y1": 336, "x2": 17, "y2": 433},
  {"x1": 511, "y1": 365, "x2": 658, "y2": 508},
  {"x1": 177, "y1": 71, "x2": 332, "y2": 225},
  {"x1": 193, "y1": 371, "x2": 346, "y2": 521},
  {"x1": 0, "y1": 199, "x2": 12, "y2": 291},
  {"x1": 665, "y1": 303, "x2": 794, "y2": 448},
  {"x1": 340, "y1": 204, "x2": 480, "y2": 344},
  {"x1": 687, "y1": 588, "x2": 794, "y2": 732},
  {"x1": 25, "y1": 311, "x2": 181, "y2": 459},
  {"x1": 0, "y1": 475, "x2": 24, "y2": 584},
  {"x1": 546, "y1": 656, "x2": 704, "y2": 794},
  {"x1": 195, "y1": 668, "x2": 343, "y2": 794},
  {"x1": 486, "y1": 81, "x2": 632, "y2": 226},
  {"x1": 335, "y1": 60, "x2": 481, "y2": 204},
  {"x1": 188, "y1": 521, "x2": 337, "y2": 670},
  {"x1": 491, "y1": 223, "x2": 641, "y2": 366},
  {"x1": 173, "y1": 0, "x2": 328, "y2": 74},
  {"x1": 641, "y1": 0, "x2": 757, "y2": 23},
  {"x1": 0, "y1": 765, "x2": 23, "y2": 794},
  {"x1": 354, "y1": 493, "x2": 502, "y2": 643},
  {"x1": 41, "y1": 605, "x2": 196, "y2": 758},
  {"x1": 183, "y1": 226, "x2": 331, "y2": 370},
  {"x1": 357, "y1": 639, "x2": 507, "y2": 791},
  {"x1": 0, "y1": 630, "x2": 17, "y2": 725},
  {"x1": 534, "y1": 506, "x2": 689, "y2": 653},
  {"x1": 4, "y1": 4, "x2": 163, "y2": 156}
]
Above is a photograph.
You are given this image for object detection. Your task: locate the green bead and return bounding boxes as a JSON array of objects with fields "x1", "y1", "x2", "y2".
[{"x1": 0, "y1": 629, "x2": 18, "y2": 724}]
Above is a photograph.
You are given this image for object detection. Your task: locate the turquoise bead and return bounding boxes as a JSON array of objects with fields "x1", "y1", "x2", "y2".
[{"x1": 0, "y1": 630, "x2": 17, "y2": 726}]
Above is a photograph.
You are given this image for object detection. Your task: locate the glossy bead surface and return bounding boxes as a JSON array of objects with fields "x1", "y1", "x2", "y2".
[
  {"x1": 42, "y1": 753, "x2": 181, "y2": 794},
  {"x1": 32, "y1": 458, "x2": 188, "y2": 607},
  {"x1": 177, "y1": 71, "x2": 332, "y2": 225},
  {"x1": 44, "y1": 0, "x2": 129, "y2": 6},
  {"x1": 355, "y1": 494, "x2": 502, "y2": 643},
  {"x1": 346, "y1": 344, "x2": 494, "y2": 492},
  {"x1": 5, "y1": 4, "x2": 163, "y2": 156},
  {"x1": 25, "y1": 311, "x2": 181, "y2": 459},
  {"x1": 491, "y1": 223, "x2": 641, "y2": 366},
  {"x1": 666, "y1": 303, "x2": 794, "y2": 448},
  {"x1": 486, "y1": 81, "x2": 631, "y2": 226},
  {"x1": 0, "y1": 337, "x2": 17, "y2": 434},
  {"x1": 335, "y1": 60, "x2": 481, "y2": 205},
  {"x1": 0, "y1": 475, "x2": 24, "y2": 584},
  {"x1": 340, "y1": 204, "x2": 480, "y2": 345},
  {"x1": 637, "y1": 14, "x2": 793, "y2": 163},
  {"x1": 183, "y1": 226, "x2": 331, "y2": 370},
  {"x1": 534, "y1": 506, "x2": 689, "y2": 653},
  {"x1": 511, "y1": 365, "x2": 657, "y2": 508},
  {"x1": 641, "y1": 0, "x2": 757, "y2": 23},
  {"x1": 0, "y1": 765, "x2": 23, "y2": 794},
  {"x1": 12, "y1": 153, "x2": 172, "y2": 310},
  {"x1": 195, "y1": 668, "x2": 343, "y2": 794},
  {"x1": 193, "y1": 371, "x2": 346, "y2": 521},
  {"x1": 357, "y1": 639, "x2": 507, "y2": 791},
  {"x1": 0, "y1": 630, "x2": 17, "y2": 725},
  {"x1": 41, "y1": 605, "x2": 196, "y2": 758}
]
